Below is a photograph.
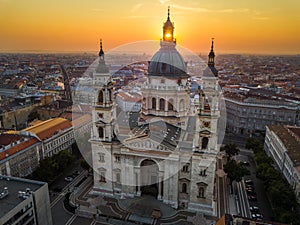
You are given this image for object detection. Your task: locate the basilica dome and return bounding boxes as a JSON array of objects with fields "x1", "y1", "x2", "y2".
[
  {"x1": 148, "y1": 7, "x2": 188, "y2": 78},
  {"x1": 148, "y1": 42, "x2": 188, "y2": 78}
]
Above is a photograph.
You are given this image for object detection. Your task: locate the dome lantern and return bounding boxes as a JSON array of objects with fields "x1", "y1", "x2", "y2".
[{"x1": 163, "y1": 6, "x2": 175, "y2": 43}]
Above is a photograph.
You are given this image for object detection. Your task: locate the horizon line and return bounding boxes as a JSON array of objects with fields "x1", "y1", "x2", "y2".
[{"x1": 0, "y1": 50, "x2": 299, "y2": 56}]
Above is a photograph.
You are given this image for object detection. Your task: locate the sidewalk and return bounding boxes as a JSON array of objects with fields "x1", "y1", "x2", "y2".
[{"x1": 228, "y1": 194, "x2": 238, "y2": 215}]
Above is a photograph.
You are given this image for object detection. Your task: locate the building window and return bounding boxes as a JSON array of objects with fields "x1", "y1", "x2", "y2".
[
  {"x1": 201, "y1": 137, "x2": 209, "y2": 149},
  {"x1": 159, "y1": 98, "x2": 165, "y2": 111},
  {"x1": 98, "y1": 90, "x2": 104, "y2": 103},
  {"x1": 116, "y1": 173, "x2": 121, "y2": 183},
  {"x1": 182, "y1": 165, "x2": 189, "y2": 173},
  {"x1": 198, "y1": 187, "x2": 205, "y2": 198},
  {"x1": 98, "y1": 127, "x2": 104, "y2": 139},
  {"x1": 152, "y1": 98, "x2": 156, "y2": 109},
  {"x1": 200, "y1": 169, "x2": 207, "y2": 176},
  {"x1": 108, "y1": 89, "x2": 112, "y2": 101},
  {"x1": 115, "y1": 154, "x2": 121, "y2": 163},
  {"x1": 197, "y1": 182, "x2": 207, "y2": 198},
  {"x1": 182, "y1": 183, "x2": 187, "y2": 193},
  {"x1": 100, "y1": 171, "x2": 106, "y2": 182},
  {"x1": 98, "y1": 153, "x2": 105, "y2": 162},
  {"x1": 168, "y1": 99, "x2": 174, "y2": 111}
]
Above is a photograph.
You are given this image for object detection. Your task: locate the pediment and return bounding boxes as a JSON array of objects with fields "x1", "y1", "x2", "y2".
[
  {"x1": 124, "y1": 136, "x2": 171, "y2": 151},
  {"x1": 113, "y1": 168, "x2": 121, "y2": 172},
  {"x1": 197, "y1": 182, "x2": 208, "y2": 187},
  {"x1": 200, "y1": 129, "x2": 211, "y2": 135},
  {"x1": 179, "y1": 178, "x2": 191, "y2": 182},
  {"x1": 98, "y1": 167, "x2": 107, "y2": 172}
]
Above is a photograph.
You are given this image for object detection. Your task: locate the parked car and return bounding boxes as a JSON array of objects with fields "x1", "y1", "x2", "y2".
[
  {"x1": 252, "y1": 213, "x2": 263, "y2": 219},
  {"x1": 243, "y1": 161, "x2": 250, "y2": 166},
  {"x1": 65, "y1": 176, "x2": 73, "y2": 182},
  {"x1": 248, "y1": 194, "x2": 257, "y2": 201},
  {"x1": 249, "y1": 206, "x2": 260, "y2": 212},
  {"x1": 245, "y1": 179, "x2": 254, "y2": 185},
  {"x1": 245, "y1": 186, "x2": 255, "y2": 191}
]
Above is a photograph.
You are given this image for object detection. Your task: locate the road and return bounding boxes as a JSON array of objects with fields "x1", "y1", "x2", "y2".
[
  {"x1": 236, "y1": 148, "x2": 272, "y2": 220},
  {"x1": 50, "y1": 160, "x2": 90, "y2": 225},
  {"x1": 223, "y1": 134, "x2": 272, "y2": 220}
]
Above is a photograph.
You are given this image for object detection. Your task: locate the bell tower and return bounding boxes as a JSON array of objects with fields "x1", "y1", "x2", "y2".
[
  {"x1": 92, "y1": 39, "x2": 114, "y2": 142},
  {"x1": 194, "y1": 38, "x2": 220, "y2": 153},
  {"x1": 91, "y1": 39, "x2": 115, "y2": 196}
]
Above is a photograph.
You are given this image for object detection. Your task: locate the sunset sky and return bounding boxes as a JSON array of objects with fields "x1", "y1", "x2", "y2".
[{"x1": 0, "y1": 0, "x2": 299, "y2": 54}]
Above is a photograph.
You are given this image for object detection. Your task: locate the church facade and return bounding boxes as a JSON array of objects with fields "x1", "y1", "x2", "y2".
[{"x1": 90, "y1": 9, "x2": 220, "y2": 216}]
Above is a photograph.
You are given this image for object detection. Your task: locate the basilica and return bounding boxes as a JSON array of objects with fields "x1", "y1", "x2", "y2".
[{"x1": 90, "y1": 8, "x2": 220, "y2": 216}]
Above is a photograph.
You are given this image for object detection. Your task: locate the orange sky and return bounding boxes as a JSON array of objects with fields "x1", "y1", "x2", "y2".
[{"x1": 0, "y1": 0, "x2": 299, "y2": 54}]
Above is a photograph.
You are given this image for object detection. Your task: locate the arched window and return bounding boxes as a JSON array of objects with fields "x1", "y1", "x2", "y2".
[
  {"x1": 179, "y1": 99, "x2": 185, "y2": 111},
  {"x1": 159, "y1": 98, "x2": 165, "y2": 111},
  {"x1": 98, "y1": 127, "x2": 104, "y2": 139},
  {"x1": 108, "y1": 89, "x2": 112, "y2": 102},
  {"x1": 152, "y1": 98, "x2": 156, "y2": 110},
  {"x1": 182, "y1": 183, "x2": 187, "y2": 193},
  {"x1": 201, "y1": 137, "x2": 209, "y2": 149},
  {"x1": 98, "y1": 90, "x2": 104, "y2": 103},
  {"x1": 168, "y1": 99, "x2": 174, "y2": 111}
]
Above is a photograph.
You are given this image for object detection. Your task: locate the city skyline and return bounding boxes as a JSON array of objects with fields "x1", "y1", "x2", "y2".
[{"x1": 0, "y1": 0, "x2": 300, "y2": 54}]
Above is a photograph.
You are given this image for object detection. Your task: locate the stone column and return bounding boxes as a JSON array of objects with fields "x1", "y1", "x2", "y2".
[
  {"x1": 157, "y1": 172, "x2": 164, "y2": 200},
  {"x1": 136, "y1": 169, "x2": 141, "y2": 196}
]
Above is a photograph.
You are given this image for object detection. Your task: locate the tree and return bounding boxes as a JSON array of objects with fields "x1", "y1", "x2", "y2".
[
  {"x1": 224, "y1": 159, "x2": 250, "y2": 185},
  {"x1": 246, "y1": 137, "x2": 263, "y2": 153},
  {"x1": 254, "y1": 151, "x2": 273, "y2": 165},
  {"x1": 53, "y1": 150, "x2": 74, "y2": 171},
  {"x1": 256, "y1": 163, "x2": 281, "y2": 187},
  {"x1": 221, "y1": 143, "x2": 240, "y2": 161},
  {"x1": 80, "y1": 158, "x2": 91, "y2": 170}
]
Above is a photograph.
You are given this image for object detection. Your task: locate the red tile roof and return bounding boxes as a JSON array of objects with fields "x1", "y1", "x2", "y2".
[
  {"x1": 0, "y1": 136, "x2": 39, "y2": 161},
  {"x1": 24, "y1": 118, "x2": 72, "y2": 141}
]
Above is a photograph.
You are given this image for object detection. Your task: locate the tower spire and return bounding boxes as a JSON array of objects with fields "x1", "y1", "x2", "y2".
[
  {"x1": 167, "y1": 6, "x2": 170, "y2": 20},
  {"x1": 99, "y1": 39, "x2": 104, "y2": 59},
  {"x1": 208, "y1": 38, "x2": 215, "y2": 66},
  {"x1": 208, "y1": 38, "x2": 218, "y2": 77}
]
